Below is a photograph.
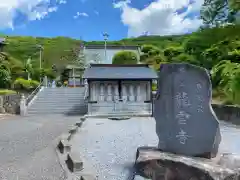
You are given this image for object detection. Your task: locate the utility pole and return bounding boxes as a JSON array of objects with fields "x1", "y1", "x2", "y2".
[
  {"x1": 102, "y1": 32, "x2": 109, "y2": 63},
  {"x1": 36, "y1": 44, "x2": 43, "y2": 69},
  {"x1": 26, "y1": 57, "x2": 32, "y2": 80},
  {"x1": 39, "y1": 47, "x2": 42, "y2": 69},
  {"x1": 36, "y1": 44, "x2": 43, "y2": 82}
]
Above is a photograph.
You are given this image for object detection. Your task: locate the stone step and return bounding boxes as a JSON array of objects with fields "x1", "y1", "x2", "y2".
[
  {"x1": 29, "y1": 104, "x2": 87, "y2": 108},
  {"x1": 27, "y1": 110, "x2": 87, "y2": 114},
  {"x1": 39, "y1": 92, "x2": 85, "y2": 94},
  {"x1": 28, "y1": 106, "x2": 87, "y2": 110},
  {"x1": 32, "y1": 99, "x2": 85, "y2": 103},
  {"x1": 28, "y1": 107, "x2": 87, "y2": 110},
  {"x1": 36, "y1": 94, "x2": 85, "y2": 97},
  {"x1": 29, "y1": 102, "x2": 86, "y2": 105},
  {"x1": 27, "y1": 87, "x2": 87, "y2": 115},
  {"x1": 42, "y1": 90, "x2": 85, "y2": 93}
]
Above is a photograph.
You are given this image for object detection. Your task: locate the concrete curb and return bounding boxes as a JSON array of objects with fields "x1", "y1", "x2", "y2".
[
  {"x1": 55, "y1": 115, "x2": 97, "y2": 180},
  {"x1": 85, "y1": 114, "x2": 151, "y2": 118}
]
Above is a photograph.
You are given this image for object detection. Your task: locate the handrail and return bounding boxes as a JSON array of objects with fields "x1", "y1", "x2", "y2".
[{"x1": 25, "y1": 81, "x2": 43, "y2": 106}]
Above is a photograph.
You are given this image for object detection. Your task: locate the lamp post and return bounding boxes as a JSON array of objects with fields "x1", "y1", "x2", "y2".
[{"x1": 102, "y1": 32, "x2": 109, "y2": 63}]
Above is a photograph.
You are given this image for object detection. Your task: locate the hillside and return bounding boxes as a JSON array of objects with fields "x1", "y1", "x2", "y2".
[
  {"x1": 0, "y1": 25, "x2": 240, "y2": 103},
  {"x1": 1, "y1": 25, "x2": 240, "y2": 70},
  {"x1": 1, "y1": 36, "x2": 81, "y2": 69}
]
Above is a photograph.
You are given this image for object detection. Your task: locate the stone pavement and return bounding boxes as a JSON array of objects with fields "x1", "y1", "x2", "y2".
[
  {"x1": 0, "y1": 114, "x2": 81, "y2": 180},
  {"x1": 65, "y1": 117, "x2": 240, "y2": 180}
]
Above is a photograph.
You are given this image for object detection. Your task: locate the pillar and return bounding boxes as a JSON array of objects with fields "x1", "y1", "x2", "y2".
[
  {"x1": 122, "y1": 83, "x2": 127, "y2": 101},
  {"x1": 20, "y1": 94, "x2": 26, "y2": 116},
  {"x1": 107, "y1": 84, "x2": 112, "y2": 101},
  {"x1": 73, "y1": 68, "x2": 75, "y2": 87},
  {"x1": 99, "y1": 83, "x2": 105, "y2": 101},
  {"x1": 114, "y1": 83, "x2": 118, "y2": 101},
  {"x1": 136, "y1": 84, "x2": 141, "y2": 101},
  {"x1": 129, "y1": 84, "x2": 135, "y2": 101},
  {"x1": 147, "y1": 81, "x2": 151, "y2": 101},
  {"x1": 92, "y1": 82, "x2": 98, "y2": 101}
]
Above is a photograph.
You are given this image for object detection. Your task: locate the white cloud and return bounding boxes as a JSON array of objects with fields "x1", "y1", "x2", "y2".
[
  {"x1": 113, "y1": 0, "x2": 204, "y2": 37},
  {"x1": 0, "y1": 0, "x2": 60, "y2": 29},
  {"x1": 73, "y1": 12, "x2": 89, "y2": 19},
  {"x1": 58, "y1": 0, "x2": 67, "y2": 4}
]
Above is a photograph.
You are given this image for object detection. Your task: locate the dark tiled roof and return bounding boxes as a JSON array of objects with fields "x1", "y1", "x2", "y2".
[
  {"x1": 83, "y1": 64, "x2": 157, "y2": 79},
  {"x1": 85, "y1": 44, "x2": 140, "y2": 50}
]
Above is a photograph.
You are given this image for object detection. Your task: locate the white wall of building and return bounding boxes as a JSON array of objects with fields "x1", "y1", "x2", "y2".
[
  {"x1": 87, "y1": 80, "x2": 152, "y2": 116},
  {"x1": 84, "y1": 48, "x2": 140, "y2": 64}
]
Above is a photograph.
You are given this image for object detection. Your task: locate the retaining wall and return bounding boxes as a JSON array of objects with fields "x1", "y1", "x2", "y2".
[
  {"x1": 0, "y1": 94, "x2": 21, "y2": 114},
  {"x1": 212, "y1": 104, "x2": 240, "y2": 125}
]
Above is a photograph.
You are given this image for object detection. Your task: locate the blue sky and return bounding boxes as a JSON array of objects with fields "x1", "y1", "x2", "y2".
[{"x1": 0, "y1": 0, "x2": 203, "y2": 41}]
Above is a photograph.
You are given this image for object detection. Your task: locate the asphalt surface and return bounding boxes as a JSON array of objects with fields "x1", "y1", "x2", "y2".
[
  {"x1": 70, "y1": 117, "x2": 240, "y2": 180},
  {"x1": 0, "y1": 114, "x2": 80, "y2": 180}
]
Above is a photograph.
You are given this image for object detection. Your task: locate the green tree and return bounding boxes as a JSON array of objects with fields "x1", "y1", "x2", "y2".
[
  {"x1": 0, "y1": 64, "x2": 11, "y2": 88},
  {"x1": 200, "y1": 0, "x2": 239, "y2": 26},
  {"x1": 211, "y1": 60, "x2": 240, "y2": 104},
  {"x1": 112, "y1": 51, "x2": 138, "y2": 64},
  {"x1": 163, "y1": 46, "x2": 183, "y2": 62},
  {"x1": 171, "y1": 53, "x2": 198, "y2": 65}
]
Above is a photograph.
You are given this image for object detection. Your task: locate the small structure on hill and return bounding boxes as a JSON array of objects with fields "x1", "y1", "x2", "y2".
[
  {"x1": 66, "y1": 65, "x2": 84, "y2": 87},
  {"x1": 82, "y1": 64, "x2": 157, "y2": 116},
  {"x1": 0, "y1": 38, "x2": 6, "y2": 52},
  {"x1": 83, "y1": 44, "x2": 141, "y2": 64}
]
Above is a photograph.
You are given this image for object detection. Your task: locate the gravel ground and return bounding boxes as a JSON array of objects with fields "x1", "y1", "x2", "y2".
[
  {"x1": 0, "y1": 114, "x2": 81, "y2": 180},
  {"x1": 70, "y1": 117, "x2": 240, "y2": 180}
]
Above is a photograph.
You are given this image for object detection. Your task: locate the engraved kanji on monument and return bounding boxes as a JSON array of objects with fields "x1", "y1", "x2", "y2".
[{"x1": 154, "y1": 63, "x2": 221, "y2": 157}]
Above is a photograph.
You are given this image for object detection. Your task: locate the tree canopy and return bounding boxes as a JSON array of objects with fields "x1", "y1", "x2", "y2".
[{"x1": 112, "y1": 51, "x2": 138, "y2": 64}]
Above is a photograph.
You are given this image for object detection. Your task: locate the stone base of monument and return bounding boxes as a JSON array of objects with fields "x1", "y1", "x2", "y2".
[{"x1": 134, "y1": 146, "x2": 240, "y2": 180}]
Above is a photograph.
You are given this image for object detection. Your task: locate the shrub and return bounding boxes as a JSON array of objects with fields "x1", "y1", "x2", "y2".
[
  {"x1": 112, "y1": 51, "x2": 138, "y2": 64},
  {"x1": 0, "y1": 89, "x2": 17, "y2": 95},
  {"x1": 30, "y1": 80, "x2": 40, "y2": 88},
  {"x1": 0, "y1": 66, "x2": 11, "y2": 88},
  {"x1": 152, "y1": 82, "x2": 157, "y2": 91},
  {"x1": 13, "y1": 78, "x2": 40, "y2": 91}
]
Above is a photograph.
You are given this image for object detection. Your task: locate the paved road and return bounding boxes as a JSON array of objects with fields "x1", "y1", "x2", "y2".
[{"x1": 0, "y1": 115, "x2": 80, "y2": 180}]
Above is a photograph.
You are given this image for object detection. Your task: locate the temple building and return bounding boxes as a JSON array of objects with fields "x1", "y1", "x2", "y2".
[{"x1": 82, "y1": 64, "x2": 157, "y2": 116}]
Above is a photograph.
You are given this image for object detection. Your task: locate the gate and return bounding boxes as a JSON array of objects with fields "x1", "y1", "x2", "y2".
[{"x1": 113, "y1": 96, "x2": 128, "y2": 115}]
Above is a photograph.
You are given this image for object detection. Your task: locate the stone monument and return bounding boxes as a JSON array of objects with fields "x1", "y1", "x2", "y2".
[
  {"x1": 134, "y1": 63, "x2": 240, "y2": 180},
  {"x1": 154, "y1": 63, "x2": 221, "y2": 158}
]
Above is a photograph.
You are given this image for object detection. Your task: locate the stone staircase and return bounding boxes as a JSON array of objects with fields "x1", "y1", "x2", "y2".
[{"x1": 27, "y1": 87, "x2": 87, "y2": 115}]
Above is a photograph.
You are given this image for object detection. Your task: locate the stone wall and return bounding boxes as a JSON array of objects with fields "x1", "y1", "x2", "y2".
[
  {"x1": 212, "y1": 104, "x2": 240, "y2": 125},
  {"x1": 0, "y1": 94, "x2": 21, "y2": 114},
  {"x1": 152, "y1": 92, "x2": 240, "y2": 125}
]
